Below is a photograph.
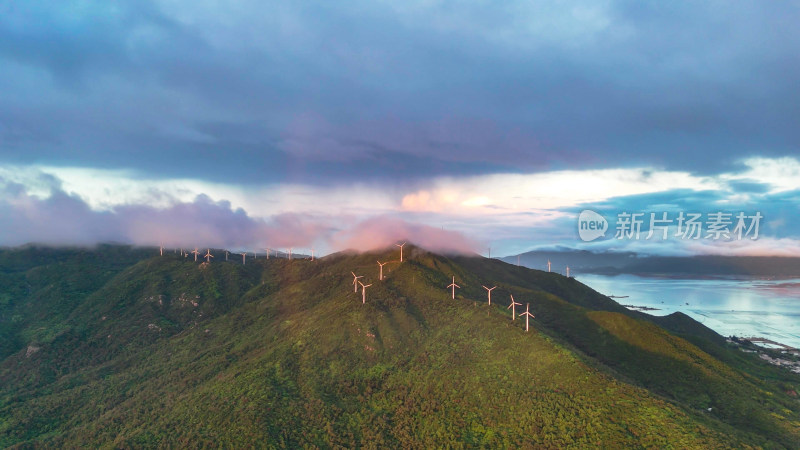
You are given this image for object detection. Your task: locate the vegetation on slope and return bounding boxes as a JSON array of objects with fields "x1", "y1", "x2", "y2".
[{"x1": 0, "y1": 245, "x2": 798, "y2": 447}]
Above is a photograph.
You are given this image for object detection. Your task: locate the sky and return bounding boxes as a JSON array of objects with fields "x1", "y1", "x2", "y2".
[{"x1": 1, "y1": 0, "x2": 798, "y2": 256}]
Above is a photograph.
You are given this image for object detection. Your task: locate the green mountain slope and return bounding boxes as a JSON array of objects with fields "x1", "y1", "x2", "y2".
[{"x1": 1, "y1": 245, "x2": 798, "y2": 447}]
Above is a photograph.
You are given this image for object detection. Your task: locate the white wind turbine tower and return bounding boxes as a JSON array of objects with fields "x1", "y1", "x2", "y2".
[
  {"x1": 396, "y1": 242, "x2": 406, "y2": 262},
  {"x1": 225, "y1": 251, "x2": 229, "y2": 261},
  {"x1": 191, "y1": 248, "x2": 200, "y2": 262},
  {"x1": 160, "y1": 243, "x2": 163, "y2": 256},
  {"x1": 520, "y1": 303, "x2": 535, "y2": 332},
  {"x1": 351, "y1": 271, "x2": 364, "y2": 293},
  {"x1": 264, "y1": 248, "x2": 270, "y2": 260},
  {"x1": 241, "y1": 251, "x2": 247, "y2": 265},
  {"x1": 358, "y1": 280, "x2": 372, "y2": 304},
  {"x1": 507, "y1": 294, "x2": 521, "y2": 321},
  {"x1": 482, "y1": 285, "x2": 497, "y2": 305},
  {"x1": 310, "y1": 247, "x2": 315, "y2": 261},
  {"x1": 204, "y1": 249, "x2": 214, "y2": 263},
  {"x1": 447, "y1": 276, "x2": 460, "y2": 299},
  {"x1": 377, "y1": 261, "x2": 388, "y2": 281},
  {"x1": 547, "y1": 260, "x2": 551, "y2": 272},
  {"x1": 566, "y1": 266, "x2": 570, "y2": 278},
  {"x1": 288, "y1": 248, "x2": 293, "y2": 260}
]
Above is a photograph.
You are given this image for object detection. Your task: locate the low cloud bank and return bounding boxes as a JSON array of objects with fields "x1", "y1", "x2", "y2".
[
  {"x1": 0, "y1": 180, "x2": 479, "y2": 254},
  {"x1": 329, "y1": 216, "x2": 480, "y2": 255}
]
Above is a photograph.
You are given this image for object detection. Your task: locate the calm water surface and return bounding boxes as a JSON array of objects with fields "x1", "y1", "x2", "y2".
[{"x1": 576, "y1": 274, "x2": 800, "y2": 349}]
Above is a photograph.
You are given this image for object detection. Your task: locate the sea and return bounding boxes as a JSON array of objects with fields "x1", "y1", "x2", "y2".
[{"x1": 576, "y1": 273, "x2": 800, "y2": 349}]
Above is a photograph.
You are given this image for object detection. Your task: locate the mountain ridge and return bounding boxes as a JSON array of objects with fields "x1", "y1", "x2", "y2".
[{"x1": 1, "y1": 244, "x2": 798, "y2": 447}]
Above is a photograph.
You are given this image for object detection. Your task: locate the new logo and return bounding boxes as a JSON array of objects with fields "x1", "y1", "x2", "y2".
[{"x1": 578, "y1": 210, "x2": 607, "y2": 242}]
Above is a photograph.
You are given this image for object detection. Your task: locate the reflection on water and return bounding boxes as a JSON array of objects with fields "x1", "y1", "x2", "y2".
[{"x1": 575, "y1": 274, "x2": 800, "y2": 349}]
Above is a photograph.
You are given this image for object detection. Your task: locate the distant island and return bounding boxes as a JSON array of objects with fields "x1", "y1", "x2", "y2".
[
  {"x1": 504, "y1": 249, "x2": 800, "y2": 278},
  {"x1": 621, "y1": 304, "x2": 660, "y2": 312}
]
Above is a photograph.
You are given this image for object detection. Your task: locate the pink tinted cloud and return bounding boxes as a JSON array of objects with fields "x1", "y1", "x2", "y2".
[
  {"x1": 0, "y1": 183, "x2": 328, "y2": 249},
  {"x1": 0, "y1": 182, "x2": 480, "y2": 254},
  {"x1": 329, "y1": 216, "x2": 481, "y2": 254}
]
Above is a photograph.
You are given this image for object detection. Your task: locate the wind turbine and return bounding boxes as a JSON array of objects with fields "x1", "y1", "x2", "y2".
[
  {"x1": 482, "y1": 285, "x2": 497, "y2": 305},
  {"x1": 351, "y1": 271, "x2": 364, "y2": 293},
  {"x1": 288, "y1": 248, "x2": 292, "y2": 260},
  {"x1": 520, "y1": 303, "x2": 535, "y2": 332},
  {"x1": 264, "y1": 248, "x2": 270, "y2": 260},
  {"x1": 253, "y1": 250, "x2": 257, "y2": 260},
  {"x1": 396, "y1": 242, "x2": 406, "y2": 262},
  {"x1": 241, "y1": 251, "x2": 247, "y2": 265},
  {"x1": 358, "y1": 280, "x2": 372, "y2": 304},
  {"x1": 159, "y1": 243, "x2": 163, "y2": 256},
  {"x1": 191, "y1": 248, "x2": 200, "y2": 262},
  {"x1": 225, "y1": 251, "x2": 229, "y2": 261},
  {"x1": 547, "y1": 260, "x2": 551, "y2": 272},
  {"x1": 377, "y1": 260, "x2": 388, "y2": 280},
  {"x1": 311, "y1": 247, "x2": 315, "y2": 261},
  {"x1": 508, "y1": 294, "x2": 521, "y2": 321},
  {"x1": 566, "y1": 266, "x2": 570, "y2": 278},
  {"x1": 447, "y1": 276, "x2": 460, "y2": 299},
  {"x1": 204, "y1": 249, "x2": 214, "y2": 263}
]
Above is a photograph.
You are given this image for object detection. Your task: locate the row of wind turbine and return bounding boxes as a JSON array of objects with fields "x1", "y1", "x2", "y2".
[{"x1": 449, "y1": 276, "x2": 536, "y2": 331}]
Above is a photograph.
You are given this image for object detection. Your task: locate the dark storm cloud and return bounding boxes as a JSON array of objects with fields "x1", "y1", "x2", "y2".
[{"x1": 0, "y1": 0, "x2": 798, "y2": 182}]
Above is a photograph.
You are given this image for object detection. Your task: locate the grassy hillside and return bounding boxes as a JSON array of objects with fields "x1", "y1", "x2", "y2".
[{"x1": 1, "y1": 245, "x2": 799, "y2": 447}]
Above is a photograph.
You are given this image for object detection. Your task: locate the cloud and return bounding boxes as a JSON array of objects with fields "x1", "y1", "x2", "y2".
[
  {"x1": 2, "y1": 158, "x2": 799, "y2": 257},
  {"x1": 727, "y1": 157, "x2": 800, "y2": 193},
  {"x1": 682, "y1": 237, "x2": 800, "y2": 258},
  {"x1": 2, "y1": 165, "x2": 398, "y2": 219},
  {"x1": 329, "y1": 216, "x2": 481, "y2": 254},
  {"x1": 0, "y1": 180, "x2": 328, "y2": 249},
  {"x1": 2, "y1": 1, "x2": 800, "y2": 183},
  {"x1": 400, "y1": 168, "x2": 722, "y2": 213},
  {"x1": 571, "y1": 235, "x2": 800, "y2": 258},
  {"x1": 0, "y1": 176, "x2": 480, "y2": 255}
]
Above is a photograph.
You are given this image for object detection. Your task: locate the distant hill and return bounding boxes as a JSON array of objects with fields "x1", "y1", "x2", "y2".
[
  {"x1": 500, "y1": 249, "x2": 639, "y2": 274},
  {"x1": 1, "y1": 244, "x2": 799, "y2": 447},
  {"x1": 504, "y1": 249, "x2": 800, "y2": 277}
]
